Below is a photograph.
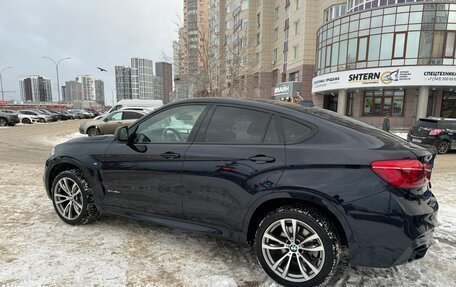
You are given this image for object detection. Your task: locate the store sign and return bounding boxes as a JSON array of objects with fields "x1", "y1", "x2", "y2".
[
  {"x1": 274, "y1": 81, "x2": 302, "y2": 98},
  {"x1": 312, "y1": 66, "x2": 456, "y2": 93}
]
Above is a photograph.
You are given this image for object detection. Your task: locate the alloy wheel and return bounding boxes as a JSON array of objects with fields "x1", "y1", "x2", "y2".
[
  {"x1": 261, "y1": 218, "x2": 325, "y2": 283},
  {"x1": 0, "y1": 118, "x2": 7, "y2": 126},
  {"x1": 438, "y1": 141, "x2": 449, "y2": 154},
  {"x1": 53, "y1": 177, "x2": 84, "y2": 220}
]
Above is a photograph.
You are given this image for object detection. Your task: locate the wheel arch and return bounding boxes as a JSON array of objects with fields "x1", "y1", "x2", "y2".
[
  {"x1": 244, "y1": 191, "x2": 353, "y2": 249},
  {"x1": 46, "y1": 157, "x2": 101, "y2": 200}
]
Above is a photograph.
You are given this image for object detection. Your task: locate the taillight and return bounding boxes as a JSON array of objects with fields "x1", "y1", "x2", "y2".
[
  {"x1": 429, "y1": 129, "x2": 442, "y2": 135},
  {"x1": 371, "y1": 159, "x2": 432, "y2": 189}
]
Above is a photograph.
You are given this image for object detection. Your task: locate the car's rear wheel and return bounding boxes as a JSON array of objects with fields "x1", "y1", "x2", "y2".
[
  {"x1": 437, "y1": 140, "x2": 450, "y2": 154},
  {"x1": 254, "y1": 207, "x2": 340, "y2": 287},
  {"x1": 38, "y1": 118, "x2": 45, "y2": 123},
  {"x1": 0, "y1": 118, "x2": 7, "y2": 126},
  {"x1": 87, "y1": 127, "x2": 101, "y2": 137},
  {"x1": 51, "y1": 169, "x2": 99, "y2": 225},
  {"x1": 22, "y1": 118, "x2": 31, "y2": 124}
]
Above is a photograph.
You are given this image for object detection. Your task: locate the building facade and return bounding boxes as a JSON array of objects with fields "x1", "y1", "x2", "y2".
[
  {"x1": 155, "y1": 62, "x2": 173, "y2": 103},
  {"x1": 312, "y1": 1, "x2": 456, "y2": 127},
  {"x1": 76, "y1": 75, "x2": 96, "y2": 101},
  {"x1": 95, "y1": 79, "x2": 105, "y2": 106},
  {"x1": 115, "y1": 66, "x2": 133, "y2": 101},
  {"x1": 19, "y1": 76, "x2": 52, "y2": 102},
  {"x1": 62, "y1": 80, "x2": 83, "y2": 102},
  {"x1": 131, "y1": 58, "x2": 155, "y2": 100}
]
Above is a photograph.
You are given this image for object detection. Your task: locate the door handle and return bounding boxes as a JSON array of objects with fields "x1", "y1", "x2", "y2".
[
  {"x1": 161, "y1": 151, "x2": 181, "y2": 159},
  {"x1": 249, "y1": 155, "x2": 275, "y2": 164}
]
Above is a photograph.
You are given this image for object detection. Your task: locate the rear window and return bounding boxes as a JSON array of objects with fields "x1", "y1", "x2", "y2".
[
  {"x1": 415, "y1": 120, "x2": 438, "y2": 129},
  {"x1": 438, "y1": 120, "x2": 456, "y2": 130}
]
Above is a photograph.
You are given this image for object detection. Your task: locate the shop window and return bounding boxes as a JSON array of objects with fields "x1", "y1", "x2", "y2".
[
  {"x1": 393, "y1": 32, "x2": 407, "y2": 58},
  {"x1": 363, "y1": 89, "x2": 404, "y2": 117}
]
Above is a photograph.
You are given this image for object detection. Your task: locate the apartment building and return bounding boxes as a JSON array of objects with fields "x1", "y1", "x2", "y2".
[
  {"x1": 62, "y1": 80, "x2": 82, "y2": 102},
  {"x1": 95, "y1": 79, "x2": 105, "y2": 106},
  {"x1": 155, "y1": 62, "x2": 173, "y2": 103},
  {"x1": 19, "y1": 76, "x2": 52, "y2": 102},
  {"x1": 115, "y1": 66, "x2": 133, "y2": 100},
  {"x1": 76, "y1": 75, "x2": 96, "y2": 101}
]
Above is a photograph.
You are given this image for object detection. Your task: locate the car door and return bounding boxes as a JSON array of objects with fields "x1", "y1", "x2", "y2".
[
  {"x1": 99, "y1": 104, "x2": 209, "y2": 218},
  {"x1": 181, "y1": 105, "x2": 286, "y2": 232}
]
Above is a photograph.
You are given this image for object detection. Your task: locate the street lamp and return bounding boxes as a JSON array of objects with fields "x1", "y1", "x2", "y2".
[
  {"x1": 42, "y1": 56, "x2": 71, "y2": 103},
  {"x1": 0, "y1": 66, "x2": 12, "y2": 103}
]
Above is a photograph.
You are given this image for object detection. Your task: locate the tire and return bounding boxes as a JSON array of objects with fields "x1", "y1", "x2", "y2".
[
  {"x1": 22, "y1": 118, "x2": 31, "y2": 124},
  {"x1": 0, "y1": 117, "x2": 7, "y2": 126},
  {"x1": 437, "y1": 140, "x2": 450, "y2": 154},
  {"x1": 51, "y1": 169, "x2": 100, "y2": 225},
  {"x1": 39, "y1": 118, "x2": 45, "y2": 123},
  {"x1": 254, "y1": 206, "x2": 341, "y2": 287},
  {"x1": 87, "y1": 127, "x2": 101, "y2": 137}
]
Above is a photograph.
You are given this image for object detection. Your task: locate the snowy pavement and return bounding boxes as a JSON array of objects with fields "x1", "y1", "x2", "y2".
[{"x1": 0, "y1": 126, "x2": 455, "y2": 287}]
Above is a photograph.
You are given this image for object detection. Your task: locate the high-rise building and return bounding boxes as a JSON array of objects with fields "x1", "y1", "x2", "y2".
[
  {"x1": 19, "y1": 76, "x2": 52, "y2": 102},
  {"x1": 95, "y1": 79, "x2": 105, "y2": 106},
  {"x1": 115, "y1": 66, "x2": 132, "y2": 100},
  {"x1": 62, "y1": 80, "x2": 83, "y2": 102},
  {"x1": 76, "y1": 75, "x2": 96, "y2": 101},
  {"x1": 131, "y1": 58, "x2": 154, "y2": 100},
  {"x1": 155, "y1": 62, "x2": 173, "y2": 103}
]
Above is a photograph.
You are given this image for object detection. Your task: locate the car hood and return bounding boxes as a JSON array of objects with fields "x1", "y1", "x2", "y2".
[{"x1": 65, "y1": 135, "x2": 113, "y2": 144}]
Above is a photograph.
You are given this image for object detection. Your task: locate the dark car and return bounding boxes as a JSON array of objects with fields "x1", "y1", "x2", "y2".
[
  {"x1": 44, "y1": 98, "x2": 438, "y2": 287},
  {"x1": 408, "y1": 117, "x2": 456, "y2": 154},
  {"x1": 0, "y1": 110, "x2": 20, "y2": 126}
]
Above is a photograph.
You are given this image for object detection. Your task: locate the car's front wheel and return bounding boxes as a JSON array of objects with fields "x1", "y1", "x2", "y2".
[
  {"x1": 254, "y1": 207, "x2": 340, "y2": 287},
  {"x1": 437, "y1": 140, "x2": 450, "y2": 154},
  {"x1": 22, "y1": 118, "x2": 31, "y2": 124},
  {"x1": 0, "y1": 118, "x2": 7, "y2": 126},
  {"x1": 51, "y1": 169, "x2": 99, "y2": 225}
]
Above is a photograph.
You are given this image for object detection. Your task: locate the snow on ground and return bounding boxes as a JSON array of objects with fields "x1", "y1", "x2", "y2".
[{"x1": 0, "y1": 130, "x2": 455, "y2": 287}]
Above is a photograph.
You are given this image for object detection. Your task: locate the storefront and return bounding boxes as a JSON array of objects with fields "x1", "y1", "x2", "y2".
[{"x1": 312, "y1": 1, "x2": 456, "y2": 129}]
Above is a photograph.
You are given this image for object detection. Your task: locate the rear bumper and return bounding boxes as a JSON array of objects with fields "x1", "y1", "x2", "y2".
[
  {"x1": 408, "y1": 135, "x2": 439, "y2": 147},
  {"x1": 343, "y1": 188, "x2": 438, "y2": 268}
]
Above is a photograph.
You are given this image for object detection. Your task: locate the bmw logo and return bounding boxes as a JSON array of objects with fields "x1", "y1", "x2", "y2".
[{"x1": 290, "y1": 244, "x2": 297, "y2": 252}]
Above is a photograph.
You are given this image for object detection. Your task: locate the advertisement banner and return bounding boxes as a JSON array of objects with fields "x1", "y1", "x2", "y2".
[{"x1": 312, "y1": 66, "x2": 456, "y2": 93}]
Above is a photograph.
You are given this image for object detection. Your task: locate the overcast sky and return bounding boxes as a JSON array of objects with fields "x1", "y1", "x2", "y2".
[{"x1": 0, "y1": 0, "x2": 182, "y2": 105}]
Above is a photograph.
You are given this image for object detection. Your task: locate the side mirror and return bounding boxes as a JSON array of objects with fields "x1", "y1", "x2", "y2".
[{"x1": 114, "y1": 126, "x2": 129, "y2": 142}]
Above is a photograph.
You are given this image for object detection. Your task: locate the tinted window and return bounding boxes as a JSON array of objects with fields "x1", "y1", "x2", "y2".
[
  {"x1": 108, "y1": 112, "x2": 123, "y2": 121},
  {"x1": 438, "y1": 121, "x2": 456, "y2": 130},
  {"x1": 415, "y1": 119, "x2": 437, "y2": 129},
  {"x1": 134, "y1": 105, "x2": 206, "y2": 143},
  {"x1": 204, "y1": 106, "x2": 269, "y2": 143},
  {"x1": 281, "y1": 117, "x2": 312, "y2": 143},
  {"x1": 264, "y1": 118, "x2": 281, "y2": 144},
  {"x1": 122, "y1": 112, "x2": 143, "y2": 120}
]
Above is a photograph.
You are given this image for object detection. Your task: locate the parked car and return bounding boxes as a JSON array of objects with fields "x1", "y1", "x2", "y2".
[
  {"x1": 19, "y1": 110, "x2": 52, "y2": 123},
  {"x1": 79, "y1": 110, "x2": 145, "y2": 136},
  {"x1": 0, "y1": 110, "x2": 20, "y2": 126},
  {"x1": 0, "y1": 109, "x2": 39, "y2": 124},
  {"x1": 108, "y1": 99, "x2": 163, "y2": 114},
  {"x1": 35, "y1": 109, "x2": 59, "y2": 122},
  {"x1": 66, "y1": 110, "x2": 85, "y2": 119},
  {"x1": 68, "y1": 109, "x2": 93, "y2": 119},
  {"x1": 408, "y1": 117, "x2": 456, "y2": 154},
  {"x1": 45, "y1": 98, "x2": 438, "y2": 287}
]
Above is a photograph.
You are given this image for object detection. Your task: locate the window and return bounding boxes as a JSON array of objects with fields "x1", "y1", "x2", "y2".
[
  {"x1": 274, "y1": 27, "x2": 279, "y2": 41},
  {"x1": 347, "y1": 38, "x2": 358, "y2": 63},
  {"x1": 264, "y1": 118, "x2": 281, "y2": 144},
  {"x1": 380, "y1": 33, "x2": 393, "y2": 60},
  {"x1": 273, "y1": 48, "x2": 278, "y2": 61},
  {"x1": 331, "y1": 42, "x2": 339, "y2": 66},
  {"x1": 294, "y1": 20, "x2": 301, "y2": 35},
  {"x1": 444, "y1": 32, "x2": 455, "y2": 58},
  {"x1": 275, "y1": 6, "x2": 279, "y2": 20},
  {"x1": 357, "y1": 36, "x2": 368, "y2": 61},
  {"x1": 432, "y1": 31, "x2": 445, "y2": 58},
  {"x1": 203, "y1": 107, "x2": 270, "y2": 143},
  {"x1": 406, "y1": 31, "x2": 420, "y2": 58},
  {"x1": 296, "y1": 0, "x2": 301, "y2": 9},
  {"x1": 241, "y1": 0, "x2": 248, "y2": 10},
  {"x1": 122, "y1": 111, "x2": 143, "y2": 120},
  {"x1": 289, "y1": 71, "x2": 299, "y2": 81},
  {"x1": 281, "y1": 117, "x2": 312, "y2": 143},
  {"x1": 339, "y1": 40, "x2": 348, "y2": 65},
  {"x1": 272, "y1": 69, "x2": 279, "y2": 86},
  {"x1": 257, "y1": 13, "x2": 261, "y2": 27},
  {"x1": 368, "y1": 35, "x2": 381, "y2": 61},
  {"x1": 293, "y1": 45, "x2": 299, "y2": 59},
  {"x1": 133, "y1": 105, "x2": 206, "y2": 143},
  {"x1": 363, "y1": 90, "x2": 404, "y2": 116},
  {"x1": 393, "y1": 33, "x2": 407, "y2": 58},
  {"x1": 107, "y1": 111, "x2": 122, "y2": 121},
  {"x1": 256, "y1": 32, "x2": 260, "y2": 45}
]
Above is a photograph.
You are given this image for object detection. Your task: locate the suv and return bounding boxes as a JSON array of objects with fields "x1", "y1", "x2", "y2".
[
  {"x1": 0, "y1": 110, "x2": 20, "y2": 126},
  {"x1": 408, "y1": 117, "x2": 456, "y2": 154},
  {"x1": 45, "y1": 98, "x2": 438, "y2": 287}
]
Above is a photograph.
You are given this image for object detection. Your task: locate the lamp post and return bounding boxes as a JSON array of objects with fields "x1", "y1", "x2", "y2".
[
  {"x1": 42, "y1": 56, "x2": 71, "y2": 103},
  {"x1": 0, "y1": 66, "x2": 12, "y2": 103}
]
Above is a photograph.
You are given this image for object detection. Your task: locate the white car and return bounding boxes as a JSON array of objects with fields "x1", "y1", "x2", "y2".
[{"x1": 0, "y1": 110, "x2": 39, "y2": 124}]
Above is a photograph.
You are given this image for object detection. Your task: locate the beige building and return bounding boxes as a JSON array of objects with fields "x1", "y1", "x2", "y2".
[{"x1": 206, "y1": 0, "x2": 345, "y2": 100}]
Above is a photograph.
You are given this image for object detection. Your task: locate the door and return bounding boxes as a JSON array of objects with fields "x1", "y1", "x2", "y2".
[
  {"x1": 182, "y1": 105, "x2": 286, "y2": 232},
  {"x1": 99, "y1": 104, "x2": 208, "y2": 217}
]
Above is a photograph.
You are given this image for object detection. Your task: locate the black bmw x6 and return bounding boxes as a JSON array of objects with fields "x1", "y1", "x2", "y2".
[{"x1": 44, "y1": 98, "x2": 438, "y2": 287}]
